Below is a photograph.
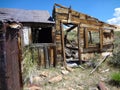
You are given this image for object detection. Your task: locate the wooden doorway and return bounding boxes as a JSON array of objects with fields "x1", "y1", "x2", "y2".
[{"x1": 60, "y1": 22, "x2": 81, "y2": 66}]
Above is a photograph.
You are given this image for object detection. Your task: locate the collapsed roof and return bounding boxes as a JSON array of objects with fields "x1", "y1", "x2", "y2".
[{"x1": 53, "y1": 3, "x2": 116, "y2": 30}]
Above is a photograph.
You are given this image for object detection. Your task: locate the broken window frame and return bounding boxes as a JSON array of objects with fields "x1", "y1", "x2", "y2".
[{"x1": 84, "y1": 28, "x2": 103, "y2": 50}]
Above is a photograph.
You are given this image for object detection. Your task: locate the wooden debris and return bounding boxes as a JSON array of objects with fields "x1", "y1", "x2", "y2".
[
  {"x1": 101, "y1": 69, "x2": 109, "y2": 73},
  {"x1": 97, "y1": 81, "x2": 108, "y2": 90},
  {"x1": 78, "y1": 65, "x2": 85, "y2": 70},
  {"x1": 89, "y1": 55, "x2": 110, "y2": 75}
]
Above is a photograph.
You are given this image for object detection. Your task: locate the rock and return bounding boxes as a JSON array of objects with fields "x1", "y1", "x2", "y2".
[
  {"x1": 28, "y1": 85, "x2": 42, "y2": 90},
  {"x1": 67, "y1": 87, "x2": 75, "y2": 90},
  {"x1": 61, "y1": 70, "x2": 69, "y2": 75},
  {"x1": 89, "y1": 87, "x2": 98, "y2": 90},
  {"x1": 63, "y1": 76, "x2": 69, "y2": 80},
  {"x1": 67, "y1": 63, "x2": 78, "y2": 68},
  {"x1": 48, "y1": 75, "x2": 62, "y2": 83},
  {"x1": 66, "y1": 66, "x2": 74, "y2": 72},
  {"x1": 40, "y1": 71, "x2": 49, "y2": 77},
  {"x1": 32, "y1": 76, "x2": 42, "y2": 85},
  {"x1": 61, "y1": 67, "x2": 66, "y2": 70},
  {"x1": 77, "y1": 84, "x2": 84, "y2": 90},
  {"x1": 59, "y1": 89, "x2": 67, "y2": 90},
  {"x1": 101, "y1": 69, "x2": 109, "y2": 73},
  {"x1": 100, "y1": 77, "x2": 107, "y2": 82},
  {"x1": 77, "y1": 86, "x2": 84, "y2": 90}
]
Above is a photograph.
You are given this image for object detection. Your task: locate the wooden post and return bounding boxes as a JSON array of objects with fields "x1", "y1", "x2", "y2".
[
  {"x1": 60, "y1": 21, "x2": 67, "y2": 67},
  {"x1": 49, "y1": 46, "x2": 54, "y2": 67},
  {"x1": 77, "y1": 24, "x2": 82, "y2": 64},
  {"x1": 99, "y1": 28, "x2": 103, "y2": 51},
  {"x1": 38, "y1": 48, "x2": 41, "y2": 67},
  {"x1": 84, "y1": 27, "x2": 88, "y2": 48},
  {"x1": 53, "y1": 46, "x2": 57, "y2": 67},
  {"x1": 17, "y1": 28, "x2": 23, "y2": 88},
  {"x1": 68, "y1": 6, "x2": 71, "y2": 23},
  {"x1": 44, "y1": 45, "x2": 49, "y2": 68},
  {"x1": 89, "y1": 31, "x2": 92, "y2": 44}
]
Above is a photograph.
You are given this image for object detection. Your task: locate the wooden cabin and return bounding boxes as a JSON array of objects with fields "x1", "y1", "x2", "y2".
[
  {"x1": 0, "y1": 8, "x2": 55, "y2": 90},
  {"x1": 0, "y1": 8, "x2": 56, "y2": 68},
  {"x1": 0, "y1": 5, "x2": 116, "y2": 68},
  {"x1": 53, "y1": 4, "x2": 116, "y2": 65},
  {"x1": 0, "y1": 4, "x2": 117, "y2": 90}
]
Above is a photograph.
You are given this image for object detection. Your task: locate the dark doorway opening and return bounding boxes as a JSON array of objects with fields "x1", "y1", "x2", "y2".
[{"x1": 32, "y1": 27, "x2": 52, "y2": 43}]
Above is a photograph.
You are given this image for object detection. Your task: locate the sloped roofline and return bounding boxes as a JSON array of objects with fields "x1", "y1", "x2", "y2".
[{"x1": 0, "y1": 8, "x2": 55, "y2": 24}]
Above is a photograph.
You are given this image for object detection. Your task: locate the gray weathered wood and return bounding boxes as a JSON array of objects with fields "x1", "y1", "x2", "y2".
[{"x1": 89, "y1": 55, "x2": 110, "y2": 75}]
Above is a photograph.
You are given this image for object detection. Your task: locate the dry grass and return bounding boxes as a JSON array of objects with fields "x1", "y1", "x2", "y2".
[
  {"x1": 23, "y1": 31, "x2": 120, "y2": 90},
  {"x1": 23, "y1": 60, "x2": 119, "y2": 90}
]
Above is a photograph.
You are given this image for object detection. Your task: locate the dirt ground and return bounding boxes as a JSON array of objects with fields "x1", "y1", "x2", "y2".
[
  {"x1": 22, "y1": 31, "x2": 120, "y2": 90},
  {"x1": 23, "y1": 57, "x2": 120, "y2": 90}
]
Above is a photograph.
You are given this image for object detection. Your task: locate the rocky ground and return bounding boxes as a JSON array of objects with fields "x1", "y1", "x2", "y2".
[
  {"x1": 23, "y1": 56, "x2": 120, "y2": 90},
  {"x1": 22, "y1": 31, "x2": 120, "y2": 90}
]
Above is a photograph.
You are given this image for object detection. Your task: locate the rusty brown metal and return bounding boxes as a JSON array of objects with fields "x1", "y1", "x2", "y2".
[
  {"x1": 0, "y1": 21, "x2": 22, "y2": 90},
  {"x1": 0, "y1": 22, "x2": 8, "y2": 90}
]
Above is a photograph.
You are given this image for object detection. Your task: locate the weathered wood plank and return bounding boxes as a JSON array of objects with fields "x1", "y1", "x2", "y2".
[
  {"x1": 55, "y1": 3, "x2": 68, "y2": 9},
  {"x1": 78, "y1": 24, "x2": 82, "y2": 64},
  {"x1": 66, "y1": 25, "x2": 77, "y2": 32},
  {"x1": 100, "y1": 28, "x2": 103, "y2": 50},
  {"x1": 60, "y1": 21, "x2": 67, "y2": 67},
  {"x1": 54, "y1": 3, "x2": 115, "y2": 65},
  {"x1": 84, "y1": 28, "x2": 88, "y2": 48},
  {"x1": 89, "y1": 54, "x2": 109, "y2": 75}
]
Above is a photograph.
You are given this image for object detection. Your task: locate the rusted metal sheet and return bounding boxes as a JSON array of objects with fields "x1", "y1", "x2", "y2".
[
  {"x1": 0, "y1": 22, "x2": 8, "y2": 90},
  {"x1": 6, "y1": 28, "x2": 21, "y2": 90},
  {"x1": 0, "y1": 21, "x2": 22, "y2": 90}
]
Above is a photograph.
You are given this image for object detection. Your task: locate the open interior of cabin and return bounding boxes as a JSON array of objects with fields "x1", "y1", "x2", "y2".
[{"x1": 31, "y1": 27, "x2": 53, "y2": 43}]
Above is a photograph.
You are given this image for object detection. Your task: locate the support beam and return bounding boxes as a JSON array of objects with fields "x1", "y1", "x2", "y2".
[
  {"x1": 84, "y1": 27, "x2": 88, "y2": 48},
  {"x1": 44, "y1": 46, "x2": 49, "y2": 68},
  {"x1": 100, "y1": 28, "x2": 103, "y2": 50},
  {"x1": 66, "y1": 25, "x2": 77, "y2": 32},
  {"x1": 60, "y1": 21, "x2": 67, "y2": 67},
  {"x1": 77, "y1": 23, "x2": 82, "y2": 64},
  {"x1": 54, "y1": 3, "x2": 68, "y2": 9}
]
